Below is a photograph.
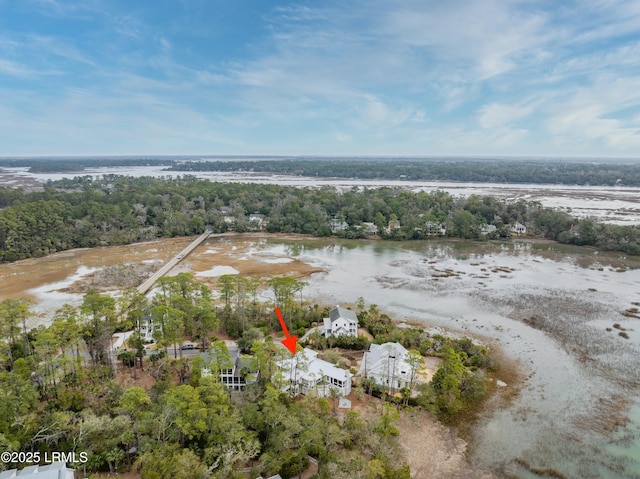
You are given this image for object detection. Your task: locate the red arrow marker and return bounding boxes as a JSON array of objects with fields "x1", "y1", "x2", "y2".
[{"x1": 275, "y1": 307, "x2": 297, "y2": 355}]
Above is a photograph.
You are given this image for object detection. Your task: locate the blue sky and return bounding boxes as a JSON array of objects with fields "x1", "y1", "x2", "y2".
[{"x1": 2, "y1": 0, "x2": 640, "y2": 157}]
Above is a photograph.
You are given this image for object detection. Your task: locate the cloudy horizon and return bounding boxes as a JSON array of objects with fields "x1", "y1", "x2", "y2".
[{"x1": 2, "y1": 1, "x2": 640, "y2": 158}]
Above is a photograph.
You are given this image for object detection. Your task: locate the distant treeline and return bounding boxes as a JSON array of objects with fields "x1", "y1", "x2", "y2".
[
  {"x1": 0, "y1": 175, "x2": 638, "y2": 262},
  {"x1": 0, "y1": 157, "x2": 174, "y2": 173},
  {"x1": 2, "y1": 156, "x2": 640, "y2": 185},
  {"x1": 168, "y1": 157, "x2": 640, "y2": 186}
]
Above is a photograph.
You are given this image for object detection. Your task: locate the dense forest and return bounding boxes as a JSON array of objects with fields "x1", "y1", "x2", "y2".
[
  {"x1": 0, "y1": 157, "x2": 175, "y2": 173},
  {"x1": 0, "y1": 175, "x2": 638, "y2": 263},
  {"x1": 1, "y1": 156, "x2": 640, "y2": 185},
  {"x1": 0, "y1": 271, "x2": 492, "y2": 478}
]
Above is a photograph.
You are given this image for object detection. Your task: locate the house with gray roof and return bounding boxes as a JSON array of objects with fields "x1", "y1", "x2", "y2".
[
  {"x1": 219, "y1": 352, "x2": 258, "y2": 391},
  {"x1": 323, "y1": 305, "x2": 358, "y2": 338},
  {"x1": 0, "y1": 462, "x2": 74, "y2": 479},
  {"x1": 202, "y1": 349, "x2": 259, "y2": 391}
]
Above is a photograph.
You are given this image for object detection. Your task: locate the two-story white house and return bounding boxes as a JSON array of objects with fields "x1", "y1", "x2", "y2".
[
  {"x1": 277, "y1": 348, "x2": 352, "y2": 398},
  {"x1": 510, "y1": 222, "x2": 527, "y2": 235},
  {"x1": 323, "y1": 305, "x2": 358, "y2": 338},
  {"x1": 424, "y1": 221, "x2": 447, "y2": 236},
  {"x1": 360, "y1": 342, "x2": 415, "y2": 392},
  {"x1": 361, "y1": 222, "x2": 378, "y2": 235},
  {"x1": 248, "y1": 214, "x2": 265, "y2": 230},
  {"x1": 203, "y1": 350, "x2": 259, "y2": 391}
]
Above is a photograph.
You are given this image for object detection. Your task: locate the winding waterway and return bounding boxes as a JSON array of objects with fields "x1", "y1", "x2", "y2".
[
  {"x1": 205, "y1": 235, "x2": 640, "y2": 478},
  {"x1": 2, "y1": 234, "x2": 640, "y2": 477}
]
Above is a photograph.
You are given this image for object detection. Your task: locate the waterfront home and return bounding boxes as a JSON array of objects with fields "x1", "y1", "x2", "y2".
[
  {"x1": 277, "y1": 348, "x2": 352, "y2": 398},
  {"x1": 323, "y1": 305, "x2": 358, "y2": 338},
  {"x1": 387, "y1": 219, "x2": 401, "y2": 232},
  {"x1": 329, "y1": 218, "x2": 349, "y2": 232},
  {"x1": 361, "y1": 222, "x2": 378, "y2": 235},
  {"x1": 510, "y1": 222, "x2": 527, "y2": 235},
  {"x1": 360, "y1": 342, "x2": 414, "y2": 392},
  {"x1": 424, "y1": 221, "x2": 447, "y2": 236},
  {"x1": 249, "y1": 213, "x2": 265, "y2": 230}
]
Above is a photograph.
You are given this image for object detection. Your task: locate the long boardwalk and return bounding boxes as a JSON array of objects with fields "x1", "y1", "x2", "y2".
[{"x1": 136, "y1": 231, "x2": 211, "y2": 295}]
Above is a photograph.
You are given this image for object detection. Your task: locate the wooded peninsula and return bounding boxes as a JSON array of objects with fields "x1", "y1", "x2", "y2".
[{"x1": 0, "y1": 174, "x2": 638, "y2": 263}]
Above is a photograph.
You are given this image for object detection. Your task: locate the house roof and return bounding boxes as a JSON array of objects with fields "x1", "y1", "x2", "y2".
[
  {"x1": 279, "y1": 348, "x2": 351, "y2": 384},
  {"x1": 306, "y1": 356, "x2": 350, "y2": 383},
  {"x1": 329, "y1": 306, "x2": 357, "y2": 323},
  {"x1": 232, "y1": 355, "x2": 255, "y2": 377},
  {"x1": 361, "y1": 342, "x2": 411, "y2": 377},
  {"x1": 368, "y1": 342, "x2": 408, "y2": 360},
  {"x1": 0, "y1": 462, "x2": 74, "y2": 479}
]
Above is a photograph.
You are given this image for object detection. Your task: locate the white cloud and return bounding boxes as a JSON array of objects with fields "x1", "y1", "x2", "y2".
[
  {"x1": 544, "y1": 41, "x2": 640, "y2": 84},
  {"x1": 380, "y1": 0, "x2": 551, "y2": 80},
  {"x1": 335, "y1": 132, "x2": 351, "y2": 142},
  {"x1": 478, "y1": 102, "x2": 535, "y2": 129},
  {"x1": 546, "y1": 75, "x2": 640, "y2": 150},
  {"x1": 0, "y1": 33, "x2": 94, "y2": 73},
  {"x1": 27, "y1": 34, "x2": 95, "y2": 65},
  {"x1": 0, "y1": 58, "x2": 37, "y2": 77},
  {"x1": 5, "y1": 0, "x2": 640, "y2": 157}
]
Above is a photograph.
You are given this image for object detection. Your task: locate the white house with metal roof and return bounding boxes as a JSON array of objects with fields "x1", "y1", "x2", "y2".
[
  {"x1": 323, "y1": 305, "x2": 358, "y2": 338},
  {"x1": 277, "y1": 348, "x2": 352, "y2": 398},
  {"x1": 360, "y1": 342, "x2": 414, "y2": 392}
]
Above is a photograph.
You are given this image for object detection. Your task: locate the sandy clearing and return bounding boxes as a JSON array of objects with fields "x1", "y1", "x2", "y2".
[{"x1": 396, "y1": 408, "x2": 495, "y2": 479}]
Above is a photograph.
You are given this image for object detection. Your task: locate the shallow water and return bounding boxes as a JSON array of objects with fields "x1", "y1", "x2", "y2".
[
  {"x1": 204, "y1": 236, "x2": 640, "y2": 478},
  {"x1": 195, "y1": 265, "x2": 240, "y2": 277}
]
